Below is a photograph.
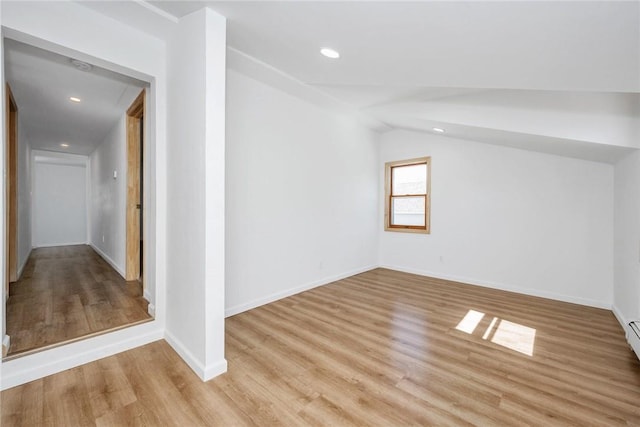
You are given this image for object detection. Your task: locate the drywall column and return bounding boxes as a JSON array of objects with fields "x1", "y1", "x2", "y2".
[{"x1": 166, "y1": 7, "x2": 227, "y2": 380}]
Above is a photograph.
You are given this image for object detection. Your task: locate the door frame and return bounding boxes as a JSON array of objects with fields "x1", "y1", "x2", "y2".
[
  {"x1": 125, "y1": 89, "x2": 144, "y2": 282},
  {"x1": 5, "y1": 83, "x2": 18, "y2": 289}
]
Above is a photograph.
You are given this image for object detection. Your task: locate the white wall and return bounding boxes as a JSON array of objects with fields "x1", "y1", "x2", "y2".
[
  {"x1": 225, "y1": 70, "x2": 380, "y2": 315},
  {"x1": 613, "y1": 150, "x2": 640, "y2": 328},
  {"x1": 165, "y1": 7, "x2": 227, "y2": 381},
  {"x1": 16, "y1": 115, "x2": 31, "y2": 276},
  {"x1": 33, "y1": 156, "x2": 87, "y2": 247},
  {"x1": 379, "y1": 130, "x2": 614, "y2": 308},
  {"x1": 89, "y1": 116, "x2": 126, "y2": 276}
]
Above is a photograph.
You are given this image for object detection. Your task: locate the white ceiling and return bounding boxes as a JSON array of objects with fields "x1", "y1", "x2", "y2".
[
  {"x1": 4, "y1": 38, "x2": 147, "y2": 156},
  {"x1": 84, "y1": 0, "x2": 640, "y2": 163},
  {"x1": 153, "y1": 1, "x2": 639, "y2": 92}
]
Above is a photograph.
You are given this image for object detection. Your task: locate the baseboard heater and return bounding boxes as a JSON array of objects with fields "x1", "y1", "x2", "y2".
[{"x1": 630, "y1": 321, "x2": 640, "y2": 361}]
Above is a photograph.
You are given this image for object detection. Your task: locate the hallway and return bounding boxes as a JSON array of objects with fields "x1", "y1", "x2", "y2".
[{"x1": 5, "y1": 245, "x2": 150, "y2": 357}]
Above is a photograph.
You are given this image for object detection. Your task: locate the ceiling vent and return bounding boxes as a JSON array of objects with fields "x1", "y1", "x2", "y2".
[{"x1": 70, "y1": 59, "x2": 93, "y2": 72}]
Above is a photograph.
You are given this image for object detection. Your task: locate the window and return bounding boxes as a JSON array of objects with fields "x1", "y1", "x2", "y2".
[{"x1": 384, "y1": 157, "x2": 430, "y2": 233}]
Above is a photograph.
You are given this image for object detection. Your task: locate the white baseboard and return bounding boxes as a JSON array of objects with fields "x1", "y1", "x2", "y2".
[
  {"x1": 32, "y1": 241, "x2": 87, "y2": 248},
  {"x1": 142, "y1": 290, "x2": 155, "y2": 316},
  {"x1": 203, "y1": 359, "x2": 228, "y2": 382},
  {"x1": 89, "y1": 243, "x2": 126, "y2": 279},
  {"x1": 225, "y1": 264, "x2": 378, "y2": 318},
  {"x1": 16, "y1": 248, "x2": 32, "y2": 280},
  {"x1": 612, "y1": 305, "x2": 640, "y2": 361},
  {"x1": 1, "y1": 321, "x2": 163, "y2": 390},
  {"x1": 628, "y1": 321, "x2": 640, "y2": 361},
  {"x1": 612, "y1": 304, "x2": 629, "y2": 339},
  {"x1": 380, "y1": 264, "x2": 612, "y2": 310},
  {"x1": 164, "y1": 330, "x2": 227, "y2": 381}
]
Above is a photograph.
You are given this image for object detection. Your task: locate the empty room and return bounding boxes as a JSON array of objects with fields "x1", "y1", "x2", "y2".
[{"x1": 1, "y1": 1, "x2": 639, "y2": 426}]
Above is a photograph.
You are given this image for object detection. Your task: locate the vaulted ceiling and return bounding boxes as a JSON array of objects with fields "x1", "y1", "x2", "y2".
[{"x1": 86, "y1": 1, "x2": 640, "y2": 163}]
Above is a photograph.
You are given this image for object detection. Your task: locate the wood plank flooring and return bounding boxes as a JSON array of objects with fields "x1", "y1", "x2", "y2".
[
  {"x1": 5, "y1": 245, "x2": 150, "y2": 357},
  {"x1": 3, "y1": 268, "x2": 640, "y2": 425}
]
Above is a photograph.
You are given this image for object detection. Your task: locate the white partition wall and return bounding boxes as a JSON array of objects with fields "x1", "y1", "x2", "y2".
[
  {"x1": 32, "y1": 152, "x2": 88, "y2": 247},
  {"x1": 1, "y1": 0, "x2": 168, "y2": 389}
]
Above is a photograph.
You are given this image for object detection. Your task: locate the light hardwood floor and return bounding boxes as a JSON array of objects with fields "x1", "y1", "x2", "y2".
[
  {"x1": 5, "y1": 245, "x2": 150, "y2": 357},
  {"x1": 2, "y1": 268, "x2": 639, "y2": 426}
]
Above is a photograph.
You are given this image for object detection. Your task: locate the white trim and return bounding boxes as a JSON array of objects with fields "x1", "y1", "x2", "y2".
[
  {"x1": 32, "y1": 241, "x2": 88, "y2": 249},
  {"x1": 1, "y1": 321, "x2": 163, "y2": 390},
  {"x1": 143, "y1": 289, "x2": 152, "y2": 303},
  {"x1": 89, "y1": 243, "x2": 126, "y2": 278},
  {"x1": 133, "y1": 0, "x2": 180, "y2": 23},
  {"x1": 225, "y1": 265, "x2": 378, "y2": 318},
  {"x1": 380, "y1": 264, "x2": 612, "y2": 310},
  {"x1": 164, "y1": 330, "x2": 227, "y2": 381},
  {"x1": 3, "y1": 335, "x2": 10, "y2": 352},
  {"x1": 16, "y1": 248, "x2": 32, "y2": 280}
]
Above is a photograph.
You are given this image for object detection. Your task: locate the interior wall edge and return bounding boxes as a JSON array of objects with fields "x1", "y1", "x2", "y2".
[
  {"x1": 224, "y1": 264, "x2": 379, "y2": 318},
  {"x1": 15, "y1": 248, "x2": 31, "y2": 281},
  {"x1": 164, "y1": 329, "x2": 227, "y2": 381},
  {"x1": 612, "y1": 304, "x2": 631, "y2": 339},
  {"x1": 380, "y1": 264, "x2": 613, "y2": 310},
  {"x1": 89, "y1": 242, "x2": 125, "y2": 279}
]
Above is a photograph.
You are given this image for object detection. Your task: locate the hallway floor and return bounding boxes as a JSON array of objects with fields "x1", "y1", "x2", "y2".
[{"x1": 5, "y1": 245, "x2": 150, "y2": 357}]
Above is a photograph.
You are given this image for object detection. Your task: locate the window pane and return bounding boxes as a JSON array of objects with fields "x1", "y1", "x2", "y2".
[
  {"x1": 392, "y1": 164, "x2": 427, "y2": 195},
  {"x1": 391, "y1": 196, "x2": 426, "y2": 226}
]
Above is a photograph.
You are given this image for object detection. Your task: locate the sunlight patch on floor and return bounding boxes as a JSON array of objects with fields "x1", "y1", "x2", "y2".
[
  {"x1": 490, "y1": 319, "x2": 536, "y2": 356},
  {"x1": 455, "y1": 310, "x2": 485, "y2": 334},
  {"x1": 456, "y1": 309, "x2": 536, "y2": 356}
]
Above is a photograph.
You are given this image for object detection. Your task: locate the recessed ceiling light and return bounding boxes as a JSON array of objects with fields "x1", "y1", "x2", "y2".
[
  {"x1": 70, "y1": 59, "x2": 93, "y2": 72},
  {"x1": 69, "y1": 97, "x2": 81, "y2": 103},
  {"x1": 60, "y1": 143, "x2": 69, "y2": 147},
  {"x1": 320, "y1": 48, "x2": 340, "y2": 59},
  {"x1": 433, "y1": 127, "x2": 445, "y2": 133}
]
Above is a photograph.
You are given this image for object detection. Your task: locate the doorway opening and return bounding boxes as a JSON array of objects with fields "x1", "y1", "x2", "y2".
[{"x1": 3, "y1": 38, "x2": 154, "y2": 359}]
